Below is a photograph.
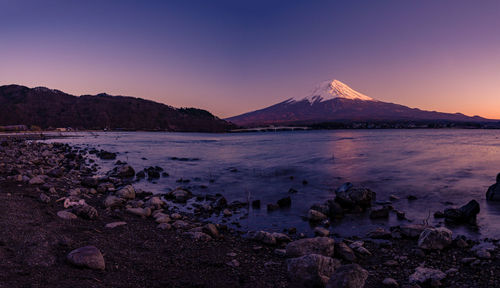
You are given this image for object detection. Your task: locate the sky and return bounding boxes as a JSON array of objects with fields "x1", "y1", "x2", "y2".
[{"x1": 1, "y1": 0, "x2": 499, "y2": 119}]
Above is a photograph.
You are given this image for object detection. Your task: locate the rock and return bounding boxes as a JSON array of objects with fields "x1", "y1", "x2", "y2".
[
  {"x1": 308, "y1": 209, "x2": 327, "y2": 222},
  {"x1": 349, "y1": 241, "x2": 372, "y2": 257},
  {"x1": 460, "y1": 257, "x2": 475, "y2": 264},
  {"x1": 444, "y1": 200, "x2": 480, "y2": 224},
  {"x1": 202, "y1": 223, "x2": 219, "y2": 238},
  {"x1": 157, "y1": 223, "x2": 171, "y2": 230},
  {"x1": 226, "y1": 259, "x2": 240, "y2": 268},
  {"x1": 409, "y1": 267, "x2": 446, "y2": 285},
  {"x1": 115, "y1": 165, "x2": 135, "y2": 178},
  {"x1": 81, "y1": 177, "x2": 99, "y2": 188},
  {"x1": 286, "y1": 237, "x2": 335, "y2": 258},
  {"x1": 98, "y1": 151, "x2": 116, "y2": 160},
  {"x1": 116, "y1": 185, "x2": 135, "y2": 200},
  {"x1": 39, "y1": 193, "x2": 50, "y2": 203},
  {"x1": 57, "y1": 211, "x2": 78, "y2": 220},
  {"x1": 155, "y1": 215, "x2": 171, "y2": 224},
  {"x1": 367, "y1": 228, "x2": 392, "y2": 239},
  {"x1": 212, "y1": 196, "x2": 227, "y2": 209},
  {"x1": 105, "y1": 221, "x2": 127, "y2": 228},
  {"x1": 382, "y1": 277, "x2": 399, "y2": 287},
  {"x1": 326, "y1": 200, "x2": 344, "y2": 219},
  {"x1": 335, "y1": 242, "x2": 357, "y2": 262},
  {"x1": 72, "y1": 205, "x2": 98, "y2": 220},
  {"x1": 274, "y1": 249, "x2": 287, "y2": 257},
  {"x1": 184, "y1": 232, "x2": 212, "y2": 241},
  {"x1": 389, "y1": 195, "x2": 400, "y2": 201},
  {"x1": 126, "y1": 207, "x2": 151, "y2": 217},
  {"x1": 277, "y1": 196, "x2": 292, "y2": 208},
  {"x1": 417, "y1": 227, "x2": 452, "y2": 250},
  {"x1": 66, "y1": 246, "x2": 105, "y2": 270},
  {"x1": 104, "y1": 195, "x2": 124, "y2": 208},
  {"x1": 167, "y1": 213, "x2": 180, "y2": 220},
  {"x1": 47, "y1": 168, "x2": 65, "y2": 178},
  {"x1": 314, "y1": 227, "x2": 330, "y2": 237},
  {"x1": 287, "y1": 254, "x2": 341, "y2": 288},
  {"x1": 369, "y1": 206, "x2": 390, "y2": 219},
  {"x1": 335, "y1": 185, "x2": 375, "y2": 210},
  {"x1": 172, "y1": 220, "x2": 190, "y2": 230},
  {"x1": 271, "y1": 232, "x2": 292, "y2": 243},
  {"x1": 326, "y1": 264, "x2": 369, "y2": 288},
  {"x1": 170, "y1": 188, "x2": 192, "y2": 203},
  {"x1": 145, "y1": 196, "x2": 164, "y2": 209},
  {"x1": 400, "y1": 224, "x2": 426, "y2": 238},
  {"x1": 475, "y1": 249, "x2": 491, "y2": 259},
  {"x1": 486, "y1": 173, "x2": 500, "y2": 201},
  {"x1": 29, "y1": 176, "x2": 45, "y2": 185},
  {"x1": 247, "y1": 231, "x2": 277, "y2": 245},
  {"x1": 223, "y1": 209, "x2": 232, "y2": 217}
]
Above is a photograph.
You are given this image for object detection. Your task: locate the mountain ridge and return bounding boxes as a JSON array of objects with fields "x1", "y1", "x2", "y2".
[{"x1": 0, "y1": 84, "x2": 234, "y2": 132}]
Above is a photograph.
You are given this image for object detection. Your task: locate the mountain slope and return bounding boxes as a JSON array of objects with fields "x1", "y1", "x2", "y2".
[
  {"x1": 226, "y1": 79, "x2": 490, "y2": 127},
  {"x1": 0, "y1": 85, "x2": 234, "y2": 132}
]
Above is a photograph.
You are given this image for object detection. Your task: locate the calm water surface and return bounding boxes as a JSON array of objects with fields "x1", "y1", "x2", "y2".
[{"x1": 45, "y1": 130, "x2": 500, "y2": 239}]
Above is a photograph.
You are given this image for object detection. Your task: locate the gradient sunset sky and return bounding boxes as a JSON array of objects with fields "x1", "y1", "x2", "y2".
[{"x1": 1, "y1": 0, "x2": 499, "y2": 119}]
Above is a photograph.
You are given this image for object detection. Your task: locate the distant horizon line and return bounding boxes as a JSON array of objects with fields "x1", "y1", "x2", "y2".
[{"x1": 1, "y1": 82, "x2": 498, "y2": 121}]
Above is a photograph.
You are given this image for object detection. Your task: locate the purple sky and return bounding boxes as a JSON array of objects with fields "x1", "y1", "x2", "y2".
[{"x1": 1, "y1": 0, "x2": 499, "y2": 119}]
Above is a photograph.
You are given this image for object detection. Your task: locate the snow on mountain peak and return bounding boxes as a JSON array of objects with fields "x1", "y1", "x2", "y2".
[{"x1": 295, "y1": 79, "x2": 374, "y2": 103}]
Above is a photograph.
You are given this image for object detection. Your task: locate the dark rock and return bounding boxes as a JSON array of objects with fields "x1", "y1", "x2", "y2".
[
  {"x1": 66, "y1": 246, "x2": 105, "y2": 270},
  {"x1": 288, "y1": 188, "x2": 298, "y2": 194},
  {"x1": 213, "y1": 196, "x2": 227, "y2": 210},
  {"x1": 286, "y1": 237, "x2": 335, "y2": 258},
  {"x1": 486, "y1": 173, "x2": 500, "y2": 201},
  {"x1": 277, "y1": 196, "x2": 292, "y2": 208},
  {"x1": 335, "y1": 185, "x2": 375, "y2": 211},
  {"x1": 444, "y1": 200, "x2": 480, "y2": 224},
  {"x1": 98, "y1": 151, "x2": 116, "y2": 160},
  {"x1": 81, "y1": 177, "x2": 99, "y2": 188},
  {"x1": 326, "y1": 264, "x2": 368, "y2": 288},
  {"x1": 136, "y1": 170, "x2": 146, "y2": 179},
  {"x1": 287, "y1": 254, "x2": 341, "y2": 288},
  {"x1": 327, "y1": 200, "x2": 344, "y2": 219},
  {"x1": 47, "y1": 168, "x2": 65, "y2": 178},
  {"x1": 434, "y1": 211, "x2": 445, "y2": 218},
  {"x1": 407, "y1": 195, "x2": 417, "y2": 200},
  {"x1": 72, "y1": 205, "x2": 98, "y2": 220}
]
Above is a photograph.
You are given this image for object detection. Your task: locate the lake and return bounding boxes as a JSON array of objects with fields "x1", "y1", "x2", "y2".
[{"x1": 44, "y1": 129, "x2": 500, "y2": 239}]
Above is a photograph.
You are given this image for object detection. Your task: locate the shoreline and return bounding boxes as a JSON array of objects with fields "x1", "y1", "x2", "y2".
[{"x1": 1, "y1": 138, "x2": 499, "y2": 287}]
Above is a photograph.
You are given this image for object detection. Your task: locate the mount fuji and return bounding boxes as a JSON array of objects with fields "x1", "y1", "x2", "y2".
[{"x1": 226, "y1": 79, "x2": 490, "y2": 127}]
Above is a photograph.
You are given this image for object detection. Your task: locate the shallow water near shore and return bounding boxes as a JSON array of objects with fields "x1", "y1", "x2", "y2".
[{"x1": 44, "y1": 129, "x2": 500, "y2": 239}]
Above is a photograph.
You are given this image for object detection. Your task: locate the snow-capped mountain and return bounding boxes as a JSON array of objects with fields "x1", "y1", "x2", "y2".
[
  {"x1": 292, "y1": 79, "x2": 374, "y2": 103},
  {"x1": 226, "y1": 79, "x2": 489, "y2": 127}
]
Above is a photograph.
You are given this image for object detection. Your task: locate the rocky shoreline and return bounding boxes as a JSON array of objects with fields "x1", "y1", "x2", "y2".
[{"x1": 0, "y1": 138, "x2": 499, "y2": 287}]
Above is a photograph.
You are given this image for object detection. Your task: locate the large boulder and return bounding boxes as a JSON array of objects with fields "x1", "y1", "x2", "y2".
[
  {"x1": 399, "y1": 224, "x2": 426, "y2": 239},
  {"x1": 335, "y1": 184, "x2": 375, "y2": 211},
  {"x1": 417, "y1": 227, "x2": 452, "y2": 250},
  {"x1": 104, "y1": 195, "x2": 124, "y2": 208},
  {"x1": 286, "y1": 237, "x2": 335, "y2": 258},
  {"x1": 66, "y1": 246, "x2": 105, "y2": 270},
  {"x1": 287, "y1": 254, "x2": 341, "y2": 288},
  {"x1": 326, "y1": 264, "x2": 369, "y2": 288},
  {"x1": 486, "y1": 173, "x2": 500, "y2": 201},
  {"x1": 444, "y1": 200, "x2": 480, "y2": 224}
]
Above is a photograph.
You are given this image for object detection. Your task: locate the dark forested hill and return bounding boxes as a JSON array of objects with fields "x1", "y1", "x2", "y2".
[{"x1": 0, "y1": 85, "x2": 234, "y2": 132}]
